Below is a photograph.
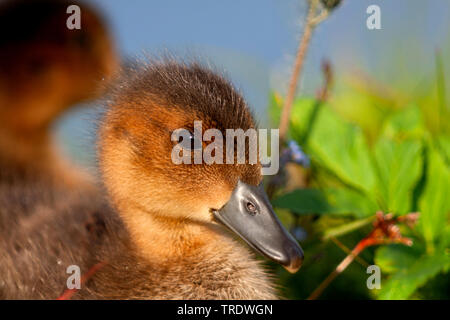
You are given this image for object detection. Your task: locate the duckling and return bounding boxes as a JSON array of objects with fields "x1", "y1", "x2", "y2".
[
  {"x1": 0, "y1": 0, "x2": 117, "y2": 184},
  {"x1": 0, "y1": 59, "x2": 303, "y2": 299}
]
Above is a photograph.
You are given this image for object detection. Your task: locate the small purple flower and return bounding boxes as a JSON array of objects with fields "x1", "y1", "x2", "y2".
[
  {"x1": 270, "y1": 140, "x2": 311, "y2": 190},
  {"x1": 290, "y1": 226, "x2": 308, "y2": 242},
  {"x1": 287, "y1": 140, "x2": 310, "y2": 168}
]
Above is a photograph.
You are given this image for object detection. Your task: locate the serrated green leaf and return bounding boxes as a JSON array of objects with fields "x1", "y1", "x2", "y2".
[
  {"x1": 325, "y1": 188, "x2": 378, "y2": 218},
  {"x1": 330, "y1": 82, "x2": 397, "y2": 145},
  {"x1": 289, "y1": 98, "x2": 321, "y2": 144},
  {"x1": 381, "y1": 105, "x2": 426, "y2": 140},
  {"x1": 272, "y1": 188, "x2": 378, "y2": 218},
  {"x1": 272, "y1": 189, "x2": 330, "y2": 214},
  {"x1": 374, "y1": 245, "x2": 423, "y2": 274},
  {"x1": 373, "y1": 138, "x2": 423, "y2": 214},
  {"x1": 268, "y1": 93, "x2": 317, "y2": 142},
  {"x1": 378, "y1": 250, "x2": 450, "y2": 299},
  {"x1": 306, "y1": 107, "x2": 377, "y2": 194},
  {"x1": 418, "y1": 147, "x2": 450, "y2": 249}
]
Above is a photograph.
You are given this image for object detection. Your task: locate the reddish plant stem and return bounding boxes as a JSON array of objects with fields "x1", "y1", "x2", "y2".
[
  {"x1": 330, "y1": 236, "x2": 369, "y2": 268},
  {"x1": 307, "y1": 212, "x2": 416, "y2": 300}
]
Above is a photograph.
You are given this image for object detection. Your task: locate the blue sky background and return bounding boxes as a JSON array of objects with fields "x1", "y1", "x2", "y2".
[{"x1": 56, "y1": 0, "x2": 450, "y2": 169}]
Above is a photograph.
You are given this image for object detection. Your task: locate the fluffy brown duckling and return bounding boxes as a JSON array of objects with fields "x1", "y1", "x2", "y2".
[
  {"x1": 0, "y1": 59, "x2": 303, "y2": 299},
  {"x1": 0, "y1": 0, "x2": 117, "y2": 184}
]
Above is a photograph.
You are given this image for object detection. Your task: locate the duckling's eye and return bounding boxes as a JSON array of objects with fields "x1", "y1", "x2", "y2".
[{"x1": 246, "y1": 201, "x2": 257, "y2": 215}]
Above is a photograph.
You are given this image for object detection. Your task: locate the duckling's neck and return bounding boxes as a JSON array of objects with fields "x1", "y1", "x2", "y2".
[
  {"x1": 111, "y1": 205, "x2": 278, "y2": 299},
  {"x1": 121, "y1": 206, "x2": 225, "y2": 263}
]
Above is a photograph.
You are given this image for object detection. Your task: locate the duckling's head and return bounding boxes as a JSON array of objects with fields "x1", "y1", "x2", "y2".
[{"x1": 99, "y1": 59, "x2": 303, "y2": 273}]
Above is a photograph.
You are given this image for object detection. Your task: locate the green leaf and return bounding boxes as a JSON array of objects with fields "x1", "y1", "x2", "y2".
[
  {"x1": 272, "y1": 189, "x2": 330, "y2": 214},
  {"x1": 378, "y1": 250, "x2": 450, "y2": 299},
  {"x1": 437, "y1": 135, "x2": 450, "y2": 165},
  {"x1": 374, "y1": 245, "x2": 423, "y2": 274},
  {"x1": 270, "y1": 94, "x2": 378, "y2": 197},
  {"x1": 272, "y1": 188, "x2": 378, "y2": 218},
  {"x1": 305, "y1": 107, "x2": 377, "y2": 194},
  {"x1": 268, "y1": 93, "x2": 317, "y2": 137},
  {"x1": 268, "y1": 92, "x2": 283, "y2": 127},
  {"x1": 322, "y1": 216, "x2": 374, "y2": 240},
  {"x1": 330, "y1": 82, "x2": 397, "y2": 145},
  {"x1": 289, "y1": 98, "x2": 321, "y2": 144},
  {"x1": 381, "y1": 105, "x2": 426, "y2": 140},
  {"x1": 418, "y1": 146, "x2": 450, "y2": 249},
  {"x1": 325, "y1": 188, "x2": 378, "y2": 218},
  {"x1": 442, "y1": 225, "x2": 450, "y2": 250},
  {"x1": 373, "y1": 138, "x2": 423, "y2": 214}
]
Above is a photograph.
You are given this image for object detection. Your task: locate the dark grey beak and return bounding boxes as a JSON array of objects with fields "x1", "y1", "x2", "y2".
[{"x1": 213, "y1": 180, "x2": 304, "y2": 273}]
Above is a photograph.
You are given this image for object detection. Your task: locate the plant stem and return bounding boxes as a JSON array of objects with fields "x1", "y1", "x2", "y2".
[
  {"x1": 279, "y1": 0, "x2": 320, "y2": 143},
  {"x1": 307, "y1": 238, "x2": 366, "y2": 300},
  {"x1": 330, "y1": 236, "x2": 370, "y2": 268},
  {"x1": 307, "y1": 212, "x2": 416, "y2": 300}
]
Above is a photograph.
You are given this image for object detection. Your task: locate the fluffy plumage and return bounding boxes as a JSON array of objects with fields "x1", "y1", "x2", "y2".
[{"x1": 0, "y1": 59, "x2": 279, "y2": 299}]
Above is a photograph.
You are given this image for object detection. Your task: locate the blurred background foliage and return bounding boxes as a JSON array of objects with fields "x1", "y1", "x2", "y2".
[
  {"x1": 54, "y1": 0, "x2": 449, "y2": 299},
  {"x1": 268, "y1": 49, "x2": 450, "y2": 299}
]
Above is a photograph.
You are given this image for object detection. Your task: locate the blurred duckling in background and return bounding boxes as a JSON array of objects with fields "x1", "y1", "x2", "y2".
[
  {"x1": 0, "y1": 0, "x2": 118, "y2": 185},
  {"x1": 0, "y1": 59, "x2": 303, "y2": 299}
]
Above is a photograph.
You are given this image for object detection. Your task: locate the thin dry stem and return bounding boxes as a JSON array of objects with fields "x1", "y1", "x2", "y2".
[{"x1": 279, "y1": 0, "x2": 327, "y2": 142}]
